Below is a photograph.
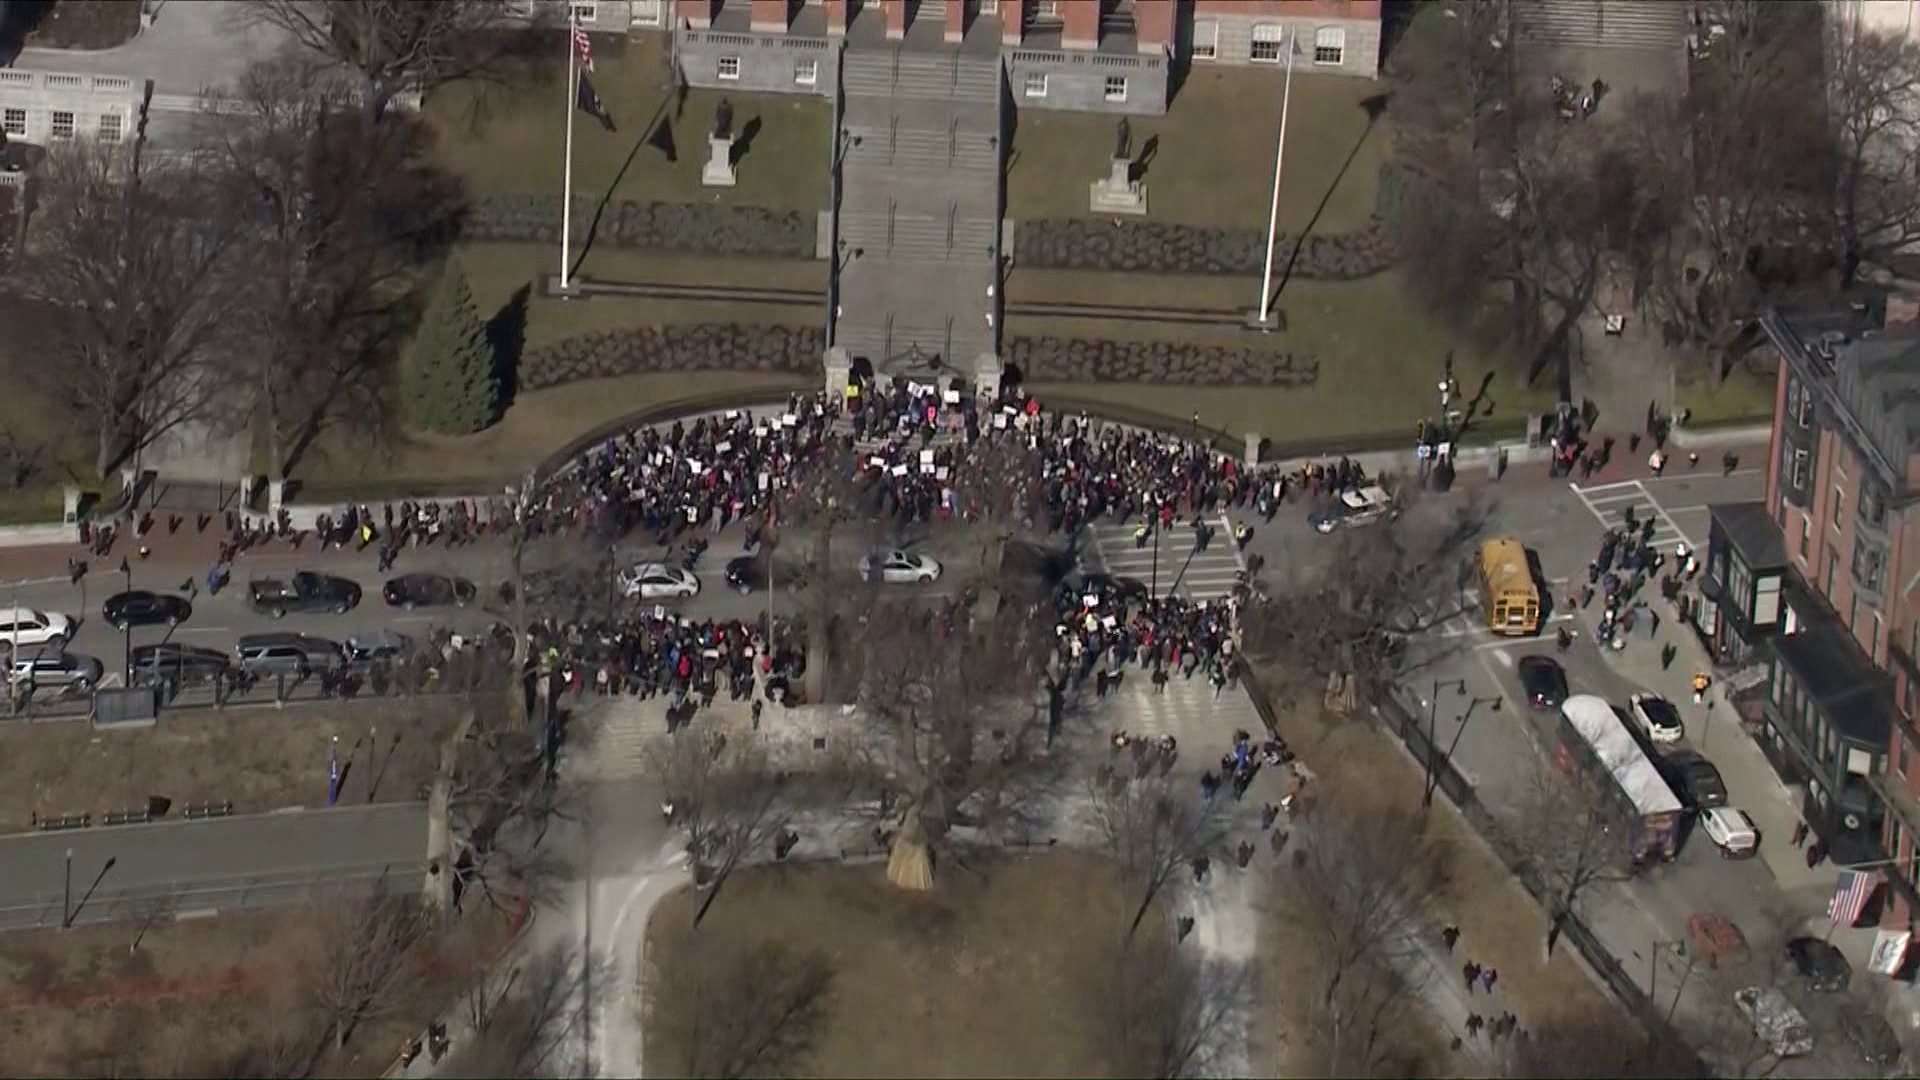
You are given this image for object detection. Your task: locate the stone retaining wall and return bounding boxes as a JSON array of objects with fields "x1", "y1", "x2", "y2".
[{"x1": 1006, "y1": 335, "x2": 1317, "y2": 388}]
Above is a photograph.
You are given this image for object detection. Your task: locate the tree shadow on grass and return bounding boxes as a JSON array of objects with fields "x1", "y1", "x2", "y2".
[{"x1": 487, "y1": 284, "x2": 530, "y2": 415}]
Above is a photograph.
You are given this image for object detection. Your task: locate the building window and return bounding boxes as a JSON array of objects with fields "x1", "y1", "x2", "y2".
[
  {"x1": 1832, "y1": 485, "x2": 1844, "y2": 532},
  {"x1": 793, "y1": 59, "x2": 817, "y2": 87},
  {"x1": 571, "y1": 0, "x2": 597, "y2": 22},
  {"x1": 1826, "y1": 548, "x2": 1839, "y2": 595},
  {"x1": 1023, "y1": 72, "x2": 1048, "y2": 98},
  {"x1": 1799, "y1": 511, "x2": 1811, "y2": 558},
  {"x1": 717, "y1": 55, "x2": 741, "y2": 81},
  {"x1": 1251, "y1": 23, "x2": 1284, "y2": 63},
  {"x1": 0, "y1": 108, "x2": 23, "y2": 137},
  {"x1": 979, "y1": 0, "x2": 998, "y2": 12},
  {"x1": 1192, "y1": 18, "x2": 1218, "y2": 60},
  {"x1": 49, "y1": 110, "x2": 74, "y2": 141},
  {"x1": 1874, "y1": 613, "x2": 1884, "y2": 664},
  {"x1": 1861, "y1": 485, "x2": 1888, "y2": 529},
  {"x1": 1313, "y1": 26, "x2": 1346, "y2": 64},
  {"x1": 1755, "y1": 575, "x2": 1781, "y2": 625},
  {"x1": 1797, "y1": 382, "x2": 1815, "y2": 427},
  {"x1": 1853, "y1": 540, "x2": 1886, "y2": 591},
  {"x1": 97, "y1": 112, "x2": 122, "y2": 143},
  {"x1": 629, "y1": 0, "x2": 662, "y2": 26},
  {"x1": 1104, "y1": 75, "x2": 1127, "y2": 103},
  {"x1": 1032, "y1": 0, "x2": 1059, "y2": 19}
]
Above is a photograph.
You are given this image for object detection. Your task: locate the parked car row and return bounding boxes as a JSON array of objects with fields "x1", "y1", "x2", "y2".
[
  {"x1": 1518, "y1": 655, "x2": 1754, "y2": 858},
  {"x1": 621, "y1": 549, "x2": 946, "y2": 601}
]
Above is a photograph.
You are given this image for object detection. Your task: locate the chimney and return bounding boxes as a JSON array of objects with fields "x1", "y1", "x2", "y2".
[{"x1": 1889, "y1": 294, "x2": 1920, "y2": 329}]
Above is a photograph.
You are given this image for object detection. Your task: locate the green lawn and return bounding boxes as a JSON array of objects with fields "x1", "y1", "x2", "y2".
[
  {"x1": 458, "y1": 243, "x2": 824, "y2": 353},
  {"x1": 427, "y1": 33, "x2": 831, "y2": 213},
  {"x1": 1009, "y1": 266, "x2": 1541, "y2": 445},
  {"x1": 1007, "y1": 66, "x2": 1391, "y2": 233}
]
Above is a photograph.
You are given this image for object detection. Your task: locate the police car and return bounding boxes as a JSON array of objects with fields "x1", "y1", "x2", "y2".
[{"x1": 1311, "y1": 485, "x2": 1396, "y2": 534}]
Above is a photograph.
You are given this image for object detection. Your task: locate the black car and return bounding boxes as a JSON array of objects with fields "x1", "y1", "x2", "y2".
[
  {"x1": 724, "y1": 555, "x2": 807, "y2": 595},
  {"x1": 1517, "y1": 655, "x2": 1569, "y2": 710},
  {"x1": 382, "y1": 573, "x2": 477, "y2": 610},
  {"x1": 129, "y1": 642, "x2": 230, "y2": 686},
  {"x1": 1786, "y1": 936, "x2": 1852, "y2": 993},
  {"x1": 1666, "y1": 753, "x2": 1728, "y2": 810},
  {"x1": 248, "y1": 571, "x2": 362, "y2": 618},
  {"x1": 102, "y1": 589, "x2": 192, "y2": 630},
  {"x1": 346, "y1": 630, "x2": 414, "y2": 667}
]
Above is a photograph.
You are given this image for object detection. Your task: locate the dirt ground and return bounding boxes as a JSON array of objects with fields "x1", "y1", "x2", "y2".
[
  {"x1": 643, "y1": 852, "x2": 1166, "y2": 1078},
  {"x1": 0, "y1": 901, "x2": 517, "y2": 1077},
  {"x1": 1251, "y1": 664, "x2": 1626, "y2": 1044},
  {"x1": 22, "y1": 0, "x2": 142, "y2": 50},
  {"x1": 0, "y1": 698, "x2": 465, "y2": 833}
]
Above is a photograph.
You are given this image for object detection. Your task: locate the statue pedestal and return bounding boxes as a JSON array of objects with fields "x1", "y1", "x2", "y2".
[
  {"x1": 824, "y1": 345, "x2": 852, "y2": 399},
  {"x1": 1088, "y1": 156, "x2": 1147, "y2": 216},
  {"x1": 702, "y1": 135, "x2": 737, "y2": 188}
]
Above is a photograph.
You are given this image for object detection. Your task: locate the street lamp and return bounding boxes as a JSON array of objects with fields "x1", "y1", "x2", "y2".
[
  {"x1": 117, "y1": 557, "x2": 131, "y2": 688},
  {"x1": 1422, "y1": 679, "x2": 1502, "y2": 813},
  {"x1": 1644, "y1": 938, "x2": 1692, "y2": 1030}
]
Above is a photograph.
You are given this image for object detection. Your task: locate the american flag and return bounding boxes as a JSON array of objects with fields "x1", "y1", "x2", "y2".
[
  {"x1": 1828, "y1": 869, "x2": 1875, "y2": 927},
  {"x1": 572, "y1": 19, "x2": 594, "y2": 73}
]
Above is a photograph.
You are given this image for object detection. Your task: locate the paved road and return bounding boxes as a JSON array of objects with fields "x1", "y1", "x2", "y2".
[
  {"x1": 15, "y1": 0, "x2": 290, "y2": 101},
  {"x1": 0, "y1": 802, "x2": 428, "y2": 931},
  {"x1": 1395, "y1": 462, "x2": 1897, "y2": 1076}
]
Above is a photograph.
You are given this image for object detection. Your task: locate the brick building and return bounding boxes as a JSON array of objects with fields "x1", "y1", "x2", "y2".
[
  {"x1": 562, "y1": 0, "x2": 1380, "y2": 116},
  {"x1": 1715, "y1": 298, "x2": 1920, "y2": 917}
]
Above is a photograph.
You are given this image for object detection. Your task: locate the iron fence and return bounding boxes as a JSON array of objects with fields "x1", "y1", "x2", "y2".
[{"x1": 0, "y1": 860, "x2": 422, "y2": 933}]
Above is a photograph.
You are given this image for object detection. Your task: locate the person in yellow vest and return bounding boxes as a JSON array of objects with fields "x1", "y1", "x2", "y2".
[{"x1": 1691, "y1": 671, "x2": 1711, "y2": 703}]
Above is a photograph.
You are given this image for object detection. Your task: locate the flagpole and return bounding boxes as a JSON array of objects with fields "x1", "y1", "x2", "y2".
[
  {"x1": 561, "y1": 10, "x2": 579, "y2": 291},
  {"x1": 1255, "y1": 29, "x2": 1295, "y2": 327}
]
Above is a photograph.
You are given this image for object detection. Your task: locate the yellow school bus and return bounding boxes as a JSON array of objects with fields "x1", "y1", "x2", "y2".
[{"x1": 1479, "y1": 537, "x2": 1540, "y2": 636}]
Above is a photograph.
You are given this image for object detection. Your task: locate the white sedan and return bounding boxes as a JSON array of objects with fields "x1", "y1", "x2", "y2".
[
  {"x1": 618, "y1": 563, "x2": 701, "y2": 600},
  {"x1": 858, "y1": 549, "x2": 944, "y2": 584},
  {"x1": 1631, "y1": 692, "x2": 1685, "y2": 744},
  {"x1": 1700, "y1": 807, "x2": 1759, "y2": 859},
  {"x1": 1311, "y1": 485, "x2": 1395, "y2": 534}
]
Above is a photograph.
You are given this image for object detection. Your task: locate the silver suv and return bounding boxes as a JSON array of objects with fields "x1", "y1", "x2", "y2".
[{"x1": 234, "y1": 633, "x2": 344, "y2": 677}]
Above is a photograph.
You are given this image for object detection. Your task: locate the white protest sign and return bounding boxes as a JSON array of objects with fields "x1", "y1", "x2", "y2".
[
  {"x1": 783, "y1": 412, "x2": 798, "y2": 425},
  {"x1": 936, "y1": 466, "x2": 950, "y2": 481},
  {"x1": 994, "y1": 414, "x2": 1008, "y2": 430},
  {"x1": 716, "y1": 441, "x2": 732, "y2": 454},
  {"x1": 944, "y1": 389, "x2": 961, "y2": 405},
  {"x1": 758, "y1": 473, "x2": 770, "y2": 491},
  {"x1": 921, "y1": 463, "x2": 935, "y2": 474},
  {"x1": 919, "y1": 450, "x2": 935, "y2": 465},
  {"x1": 892, "y1": 464, "x2": 908, "y2": 477},
  {"x1": 654, "y1": 605, "x2": 666, "y2": 620}
]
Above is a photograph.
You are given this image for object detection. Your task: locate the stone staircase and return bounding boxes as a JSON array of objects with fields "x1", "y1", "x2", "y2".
[
  {"x1": 833, "y1": 47, "x2": 1003, "y2": 372},
  {"x1": 1513, "y1": 0, "x2": 1689, "y2": 51},
  {"x1": 840, "y1": 47, "x2": 998, "y2": 103}
]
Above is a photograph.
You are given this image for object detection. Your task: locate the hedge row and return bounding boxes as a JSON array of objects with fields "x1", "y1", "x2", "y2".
[
  {"x1": 464, "y1": 196, "x2": 814, "y2": 259},
  {"x1": 1006, "y1": 335, "x2": 1318, "y2": 388},
  {"x1": 521, "y1": 324, "x2": 824, "y2": 391}
]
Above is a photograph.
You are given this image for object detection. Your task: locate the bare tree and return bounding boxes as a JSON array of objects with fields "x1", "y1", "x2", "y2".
[
  {"x1": 1503, "y1": 1019, "x2": 1707, "y2": 1079},
  {"x1": 650, "y1": 732, "x2": 794, "y2": 927},
  {"x1": 851, "y1": 594, "x2": 1059, "y2": 888},
  {"x1": 650, "y1": 936, "x2": 836, "y2": 1079},
  {"x1": 1088, "y1": 770, "x2": 1229, "y2": 939},
  {"x1": 1242, "y1": 498, "x2": 1485, "y2": 705},
  {"x1": 1506, "y1": 766, "x2": 1631, "y2": 958},
  {"x1": 14, "y1": 141, "x2": 249, "y2": 478},
  {"x1": 1825, "y1": 16, "x2": 1920, "y2": 284},
  {"x1": 449, "y1": 690, "x2": 577, "y2": 916},
  {"x1": 204, "y1": 57, "x2": 467, "y2": 478},
  {"x1": 1085, "y1": 929, "x2": 1250, "y2": 1079},
  {"x1": 239, "y1": 0, "x2": 521, "y2": 125},
  {"x1": 298, "y1": 885, "x2": 430, "y2": 1050},
  {"x1": 443, "y1": 944, "x2": 595, "y2": 1079},
  {"x1": 1275, "y1": 798, "x2": 1451, "y2": 1075}
]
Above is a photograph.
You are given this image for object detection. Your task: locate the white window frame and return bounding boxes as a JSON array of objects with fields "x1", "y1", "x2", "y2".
[
  {"x1": 1103, "y1": 75, "x2": 1127, "y2": 103},
  {"x1": 1034, "y1": 0, "x2": 1060, "y2": 18},
  {"x1": 793, "y1": 58, "x2": 818, "y2": 87},
  {"x1": 48, "y1": 110, "x2": 74, "y2": 141},
  {"x1": 0, "y1": 108, "x2": 24, "y2": 137},
  {"x1": 717, "y1": 55, "x2": 741, "y2": 81},
  {"x1": 1023, "y1": 72, "x2": 1048, "y2": 98},
  {"x1": 97, "y1": 112, "x2": 122, "y2": 143},
  {"x1": 1313, "y1": 26, "x2": 1346, "y2": 65},
  {"x1": 979, "y1": 0, "x2": 999, "y2": 13},
  {"x1": 1250, "y1": 24, "x2": 1284, "y2": 63},
  {"x1": 1191, "y1": 18, "x2": 1218, "y2": 61},
  {"x1": 629, "y1": 0, "x2": 663, "y2": 27},
  {"x1": 570, "y1": 0, "x2": 598, "y2": 24}
]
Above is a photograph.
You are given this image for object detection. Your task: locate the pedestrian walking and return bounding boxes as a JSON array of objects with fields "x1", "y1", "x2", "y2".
[
  {"x1": 1661, "y1": 642, "x2": 1678, "y2": 670},
  {"x1": 1791, "y1": 820, "x2": 1809, "y2": 847},
  {"x1": 1441, "y1": 925, "x2": 1460, "y2": 952},
  {"x1": 1177, "y1": 916, "x2": 1195, "y2": 943},
  {"x1": 1466, "y1": 1014, "x2": 1484, "y2": 1039},
  {"x1": 1481, "y1": 967, "x2": 1498, "y2": 993},
  {"x1": 1463, "y1": 960, "x2": 1481, "y2": 991},
  {"x1": 1723, "y1": 451, "x2": 1740, "y2": 476},
  {"x1": 1236, "y1": 840, "x2": 1255, "y2": 868}
]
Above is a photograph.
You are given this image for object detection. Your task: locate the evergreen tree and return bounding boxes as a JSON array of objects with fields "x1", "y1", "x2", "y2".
[{"x1": 401, "y1": 259, "x2": 498, "y2": 435}]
